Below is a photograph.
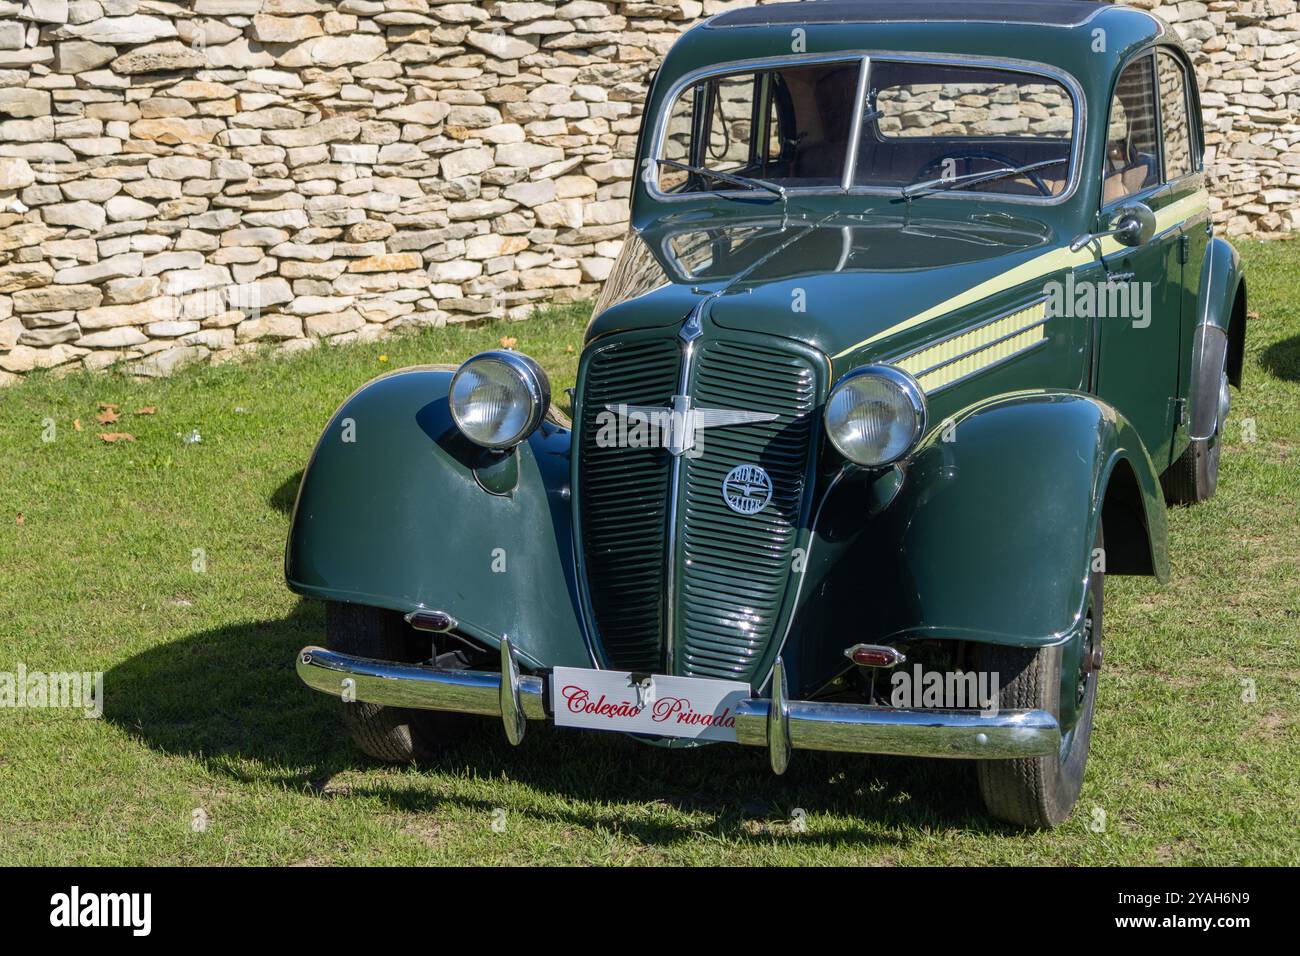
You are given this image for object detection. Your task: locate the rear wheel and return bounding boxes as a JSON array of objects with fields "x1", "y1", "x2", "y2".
[
  {"x1": 325, "y1": 602, "x2": 462, "y2": 763},
  {"x1": 975, "y1": 526, "x2": 1103, "y2": 828}
]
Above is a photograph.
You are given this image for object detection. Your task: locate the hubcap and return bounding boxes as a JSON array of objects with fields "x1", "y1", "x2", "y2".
[{"x1": 1076, "y1": 615, "x2": 1094, "y2": 707}]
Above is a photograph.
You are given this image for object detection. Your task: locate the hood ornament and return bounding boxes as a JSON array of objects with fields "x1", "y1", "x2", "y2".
[{"x1": 605, "y1": 394, "x2": 778, "y2": 457}]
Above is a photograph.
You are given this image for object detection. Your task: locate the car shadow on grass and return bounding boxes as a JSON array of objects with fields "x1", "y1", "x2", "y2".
[
  {"x1": 1260, "y1": 332, "x2": 1300, "y2": 382},
  {"x1": 270, "y1": 470, "x2": 304, "y2": 515},
  {"x1": 103, "y1": 600, "x2": 1011, "y2": 846}
]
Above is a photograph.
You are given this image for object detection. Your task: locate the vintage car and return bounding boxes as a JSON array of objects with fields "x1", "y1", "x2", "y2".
[{"x1": 286, "y1": 0, "x2": 1246, "y2": 827}]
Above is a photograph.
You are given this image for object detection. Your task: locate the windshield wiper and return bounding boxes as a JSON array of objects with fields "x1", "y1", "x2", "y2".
[
  {"x1": 900, "y1": 158, "x2": 1067, "y2": 200},
  {"x1": 655, "y1": 158, "x2": 787, "y2": 201}
]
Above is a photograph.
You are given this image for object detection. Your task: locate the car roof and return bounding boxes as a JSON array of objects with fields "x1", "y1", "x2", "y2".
[
  {"x1": 672, "y1": 1, "x2": 1166, "y2": 81},
  {"x1": 709, "y1": 0, "x2": 1115, "y2": 29}
]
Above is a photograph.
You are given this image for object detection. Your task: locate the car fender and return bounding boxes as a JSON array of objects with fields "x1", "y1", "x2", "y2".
[
  {"x1": 284, "y1": 365, "x2": 590, "y2": 670},
  {"x1": 879, "y1": 389, "x2": 1169, "y2": 649},
  {"x1": 1189, "y1": 237, "x2": 1246, "y2": 439}
]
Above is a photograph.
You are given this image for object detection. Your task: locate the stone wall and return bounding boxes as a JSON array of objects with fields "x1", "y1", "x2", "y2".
[{"x1": 1, "y1": 0, "x2": 1296, "y2": 383}]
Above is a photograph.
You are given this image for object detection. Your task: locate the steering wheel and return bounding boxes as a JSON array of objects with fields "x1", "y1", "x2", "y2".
[{"x1": 910, "y1": 149, "x2": 1053, "y2": 197}]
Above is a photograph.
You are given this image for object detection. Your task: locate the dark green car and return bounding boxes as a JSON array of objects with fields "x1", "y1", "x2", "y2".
[{"x1": 287, "y1": 0, "x2": 1246, "y2": 828}]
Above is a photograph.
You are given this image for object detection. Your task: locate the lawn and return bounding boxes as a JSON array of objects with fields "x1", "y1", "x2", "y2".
[{"x1": 0, "y1": 241, "x2": 1296, "y2": 866}]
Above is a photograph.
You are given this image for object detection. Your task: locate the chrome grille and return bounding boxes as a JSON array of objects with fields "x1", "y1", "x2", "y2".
[
  {"x1": 674, "y1": 338, "x2": 819, "y2": 683},
  {"x1": 576, "y1": 337, "x2": 680, "y2": 671}
]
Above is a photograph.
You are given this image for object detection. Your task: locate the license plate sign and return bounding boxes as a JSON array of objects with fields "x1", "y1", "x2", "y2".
[{"x1": 550, "y1": 667, "x2": 751, "y2": 742}]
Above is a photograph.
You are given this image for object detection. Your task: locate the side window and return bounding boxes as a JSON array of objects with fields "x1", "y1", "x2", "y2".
[
  {"x1": 1103, "y1": 53, "x2": 1160, "y2": 204},
  {"x1": 1157, "y1": 50, "x2": 1195, "y2": 180}
]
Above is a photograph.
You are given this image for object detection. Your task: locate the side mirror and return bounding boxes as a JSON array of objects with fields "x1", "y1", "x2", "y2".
[{"x1": 1069, "y1": 201, "x2": 1156, "y2": 253}]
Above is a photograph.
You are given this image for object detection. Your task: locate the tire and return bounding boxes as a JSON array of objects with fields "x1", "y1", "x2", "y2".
[
  {"x1": 1162, "y1": 368, "x2": 1228, "y2": 505},
  {"x1": 325, "y1": 601, "x2": 460, "y2": 763},
  {"x1": 975, "y1": 526, "x2": 1103, "y2": 828}
]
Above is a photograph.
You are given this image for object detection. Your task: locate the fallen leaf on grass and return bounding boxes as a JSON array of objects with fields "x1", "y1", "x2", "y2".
[
  {"x1": 96, "y1": 409, "x2": 119, "y2": 425},
  {"x1": 15, "y1": 513, "x2": 23, "y2": 527},
  {"x1": 73, "y1": 418, "x2": 82, "y2": 432},
  {"x1": 98, "y1": 432, "x2": 135, "y2": 443},
  {"x1": 98, "y1": 402, "x2": 119, "y2": 412},
  {"x1": 499, "y1": 335, "x2": 518, "y2": 349},
  {"x1": 135, "y1": 406, "x2": 157, "y2": 415}
]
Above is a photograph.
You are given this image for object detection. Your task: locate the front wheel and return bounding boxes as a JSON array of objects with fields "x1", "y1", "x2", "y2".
[
  {"x1": 974, "y1": 527, "x2": 1103, "y2": 828},
  {"x1": 325, "y1": 602, "x2": 464, "y2": 763}
]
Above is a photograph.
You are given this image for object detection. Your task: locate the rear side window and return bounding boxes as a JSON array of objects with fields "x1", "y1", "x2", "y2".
[
  {"x1": 1157, "y1": 49, "x2": 1195, "y2": 180},
  {"x1": 1103, "y1": 53, "x2": 1160, "y2": 204}
]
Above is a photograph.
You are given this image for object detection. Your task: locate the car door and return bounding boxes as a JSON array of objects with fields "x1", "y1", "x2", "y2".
[
  {"x1": 1093, "y1": 50, "x2": 1184, "y2": 470},
  {"x1": 1157, "y1": 47, "x2": 1211, "y2": 450}
]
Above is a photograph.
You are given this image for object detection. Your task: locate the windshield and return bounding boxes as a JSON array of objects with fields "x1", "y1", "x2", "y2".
[
  {"x1": 655, "y1": 57, "x2": 1075, "y2": 200},
  {"x1": 657, "y1": 59, "x2": 861, "y2": 193}
]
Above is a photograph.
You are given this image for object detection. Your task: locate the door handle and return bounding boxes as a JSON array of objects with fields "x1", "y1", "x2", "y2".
[{"x1": 1105, "y1": 271, "x2": 1135, "y2": 283}]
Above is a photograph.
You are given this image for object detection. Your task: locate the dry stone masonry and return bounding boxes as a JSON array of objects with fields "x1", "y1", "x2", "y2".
[{"x1": 0, "y1": 0, "x2": 1296, "y2": 383}]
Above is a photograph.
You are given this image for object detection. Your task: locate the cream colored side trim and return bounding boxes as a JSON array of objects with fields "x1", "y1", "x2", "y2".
[
  {"x1": 895, "y1": 301, "x2": 1047, "y2": 393},
  {"x1": 833, "y1": 190, "x2": 1210, "y2": 360}
]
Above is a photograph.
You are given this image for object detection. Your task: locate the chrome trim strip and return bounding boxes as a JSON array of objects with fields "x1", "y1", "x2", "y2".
[
  {"x1": 889, "y1": 295, "x2": 1051, "y2": 394},
  {"x1": 907, "y1": 317, "x2": 1049, "y2": 381},
  {"x1": 892, "y1": 297, "x2": 1048, "y2": 365},
  {"x1": 922, "y1": 337, "x2": 1050, "y2": 396},
  {"x1": 840, "y1": 56, "x2": 871, "y2": 192},
  {"x1": 662, "y1": 305, "x2": 702, "y2": 674},
  {"x1": 646, "y1": 50, "x2": 1086, "y2": 208}
]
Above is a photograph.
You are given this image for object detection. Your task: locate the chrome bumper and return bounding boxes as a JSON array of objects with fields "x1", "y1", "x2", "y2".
[{"x1": 296, "y1": 644, "x2": 1061, "y2": 769}]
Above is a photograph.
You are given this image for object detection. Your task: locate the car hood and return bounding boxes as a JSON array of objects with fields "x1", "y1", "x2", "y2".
[{"x1": 588, "y1": 208, "x2": 1060, "y2": 361}]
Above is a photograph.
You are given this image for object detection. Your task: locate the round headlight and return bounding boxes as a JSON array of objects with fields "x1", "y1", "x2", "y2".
[
  {"x1": 824, "y1": 365, "x2": 927, "y2": 467},
  {"x1": 449, "y1": 350, "x2": 550, "y2": 450}
]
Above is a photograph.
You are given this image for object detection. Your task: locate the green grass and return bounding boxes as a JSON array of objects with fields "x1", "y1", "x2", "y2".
[{"x1": 0, "y1": 245, "x2": 1296, "y2": 866}]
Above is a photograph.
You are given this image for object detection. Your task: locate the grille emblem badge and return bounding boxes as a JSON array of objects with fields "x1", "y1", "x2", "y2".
[{"x1": 722, "y1": 464, "x2": 773, "y2": 516}]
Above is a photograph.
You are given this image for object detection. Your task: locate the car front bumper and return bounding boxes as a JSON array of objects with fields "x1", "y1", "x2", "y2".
[{"x1": 296, "y1": 641, "x2": 1061, "y2": 771}]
